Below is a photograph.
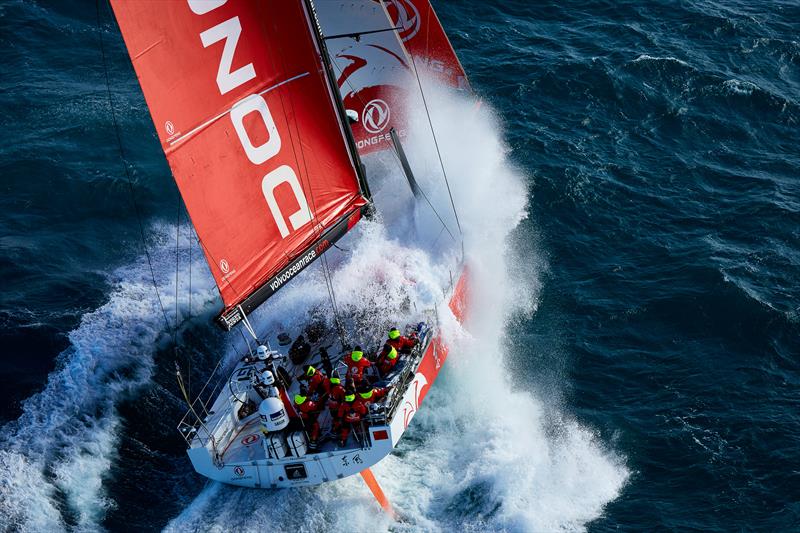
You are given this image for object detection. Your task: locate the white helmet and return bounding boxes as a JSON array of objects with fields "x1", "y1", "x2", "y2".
[
  {"x1": 260, "y1": 370, "x2": 275, "y2": 386},
  {"x1": 256, "y1": 345, "x2": 269, "y2": 360}
]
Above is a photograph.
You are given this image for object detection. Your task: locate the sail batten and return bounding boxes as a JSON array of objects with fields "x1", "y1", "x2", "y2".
[
  {"x1": 111, "y1": 0, "x2": 369, "y2": 326},
  {"x1": 165, "y1": 72, "x2": 312, "y2": 151}
]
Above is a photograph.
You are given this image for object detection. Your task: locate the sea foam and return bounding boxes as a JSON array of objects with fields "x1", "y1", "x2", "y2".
[
  {"x1": 165, "y1": 80, "x2": 628, "y2": 531},
  {"x1": 0, "y1": 224, "x2": 217, "y2": 532}
]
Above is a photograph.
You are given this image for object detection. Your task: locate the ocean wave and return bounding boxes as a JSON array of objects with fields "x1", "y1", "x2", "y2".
[
  {"x1": 0, "y1": 224, "x2": 216, "y2": 531},
  {"x1": 631, "y1": 54, "x2": 690, "y2": 67}
]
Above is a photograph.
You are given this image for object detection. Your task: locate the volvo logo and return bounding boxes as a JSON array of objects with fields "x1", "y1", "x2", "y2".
[
  {"x1": 362, "y1": 99, "x2": 390, "y2": 134},
  {"x1": 386, "y1": 0, "x2": 421, "y2": 42}
]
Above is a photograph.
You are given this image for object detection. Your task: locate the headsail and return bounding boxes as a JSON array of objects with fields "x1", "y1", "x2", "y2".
[
  {"x1": 315, "y1": 0, "x2": 469, "y2": 156},
  {"x1": 384, "y1": 0, "x2": 470, "y2": 90},
  {"x1": 110, "y1": 0, "x2": 369, "y2": 329},
  {"x1": 315, "y1": 1, "x2": 414, "y2": 154}
]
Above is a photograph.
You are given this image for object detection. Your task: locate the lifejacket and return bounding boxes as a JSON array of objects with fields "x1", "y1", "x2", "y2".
[
  {"x1": 358, "y1": 386, "x2": 389, "y2": 405},
  {"x1": 345, "y1": 350, "x2": 371, "y2": 380},
  {"x1": 326, "y1": 378, "x2": 346, "y2": 411},
  {"x1": 300, "y1": 365, "x2": 326, "y2": 395},
  {"x1": 294, "y1": 395, "x2": 321, "y2": 419},
  {"x1": 336, "y1": 393, "x2": 367, "y2": 422},
  {"x1": 387, "y1": 332, "x2": 416, "y2": 354},
  {"x1": 377, "y1": 344, "x2": 399, "y2": 373}
]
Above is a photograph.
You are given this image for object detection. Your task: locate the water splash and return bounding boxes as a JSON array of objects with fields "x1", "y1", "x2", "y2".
[
  {"x1": 166, "y1": 85, "x2": 628, "y2": 531},
  {"x1": 0, "y1": 224, "x2": 216, "y2": 532}
]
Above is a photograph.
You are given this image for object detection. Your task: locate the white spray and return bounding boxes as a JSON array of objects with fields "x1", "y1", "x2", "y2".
[{"x1": 167, "y1": 84, "x2": 629, "y2": 531}]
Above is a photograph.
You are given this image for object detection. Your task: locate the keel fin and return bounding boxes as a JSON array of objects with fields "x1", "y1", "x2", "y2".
[{"x1": 359, "y1": 468, "x2": 397, "y2": 520}]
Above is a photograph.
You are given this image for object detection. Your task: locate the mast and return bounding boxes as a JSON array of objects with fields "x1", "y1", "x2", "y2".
[{"x1": 303, "y1": 0, "x2": 372, "y2": 201}]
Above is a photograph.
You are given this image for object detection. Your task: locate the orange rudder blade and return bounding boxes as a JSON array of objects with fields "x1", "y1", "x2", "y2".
[{"x1": 360, "y1": 468, "x2": 397, "y2": 520}]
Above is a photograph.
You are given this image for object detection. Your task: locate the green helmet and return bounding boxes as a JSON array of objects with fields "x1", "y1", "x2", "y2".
[{"x1": 388, "y1": 328, "x2": 401, "y2": 340}]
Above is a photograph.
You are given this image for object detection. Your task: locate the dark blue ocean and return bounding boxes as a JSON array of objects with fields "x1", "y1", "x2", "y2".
[{"x1": 1, "y1": 0, "x2": 799, "y2": 531}]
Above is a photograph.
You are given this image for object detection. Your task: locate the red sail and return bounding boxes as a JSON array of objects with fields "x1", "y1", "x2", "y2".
[
  {"x1": 316, "y1": 1, "x2": 414, "y2": 155},
  {"x1": 315, "y1": 1, "x2": 469, "y2": 156},
  {"x1": 384, "y1": 0, "x2": 470, "y2": 90},
  {"x1": 110, "y1": 0, "x2": 368, "y2": 327}
]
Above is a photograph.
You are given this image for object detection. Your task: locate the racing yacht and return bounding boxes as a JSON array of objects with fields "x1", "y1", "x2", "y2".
[{"x1": 109, "y1": 0, "x2": 471, "y2": 493}]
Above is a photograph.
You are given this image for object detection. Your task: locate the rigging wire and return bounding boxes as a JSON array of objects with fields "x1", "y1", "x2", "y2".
[
  {"x1": 186, "y1": 214, "x2": 192, "y2": 396},
  {"x1": 329, "y1": 58, "x2": 457, "y2": 246},
  {"x1": 407, "y1": 52, "x2": 464, "y2": 239},
  {"x1": 271, "y1": 14, "x2": 350, "y2": 348},
  {"x1": 174, "y1": 192, "x2": 181, "y2": 350},
  {"x1": 188, "y1": 221, "x2": 192, "y2": 318},
  {"x1": 95, "y1": 0, "x2": 171, "y2": 333},
  {"x1": 321, "y1": 253, "x2": 349, "y2": 348},
  {"x1": 388, "y1": 137, "x2": 458, "y2": 243}
]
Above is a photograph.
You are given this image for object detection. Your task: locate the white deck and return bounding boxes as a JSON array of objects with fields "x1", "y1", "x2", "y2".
[{"x1": 179, "y1": 321, "x2": 434, "y2": 488}]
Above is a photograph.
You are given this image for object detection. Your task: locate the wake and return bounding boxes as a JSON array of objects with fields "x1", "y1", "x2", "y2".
[{"x1": 0, "y1": 225, "x2": 217, "y2": 532}]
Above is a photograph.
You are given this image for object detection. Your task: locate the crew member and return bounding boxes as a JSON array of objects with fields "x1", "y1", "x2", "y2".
[
  {"x1": 387, "y1": 327, "x2": 417, "y2": 354},
  {"x1": 345, "y1": 346, "x2": 372, "y2": 385},
  {"x1": 356, "y1": 382, "x2": 391, "y2": 406},
  {"x1": 298, "y1": 364, "x2": 326, "y2": 396},
  {"x1": 294, "y1": 386, "x2": 322, "y2": 447},
  {"x1": 335, "y1": 385, "x2": 368, "y2": 447},
  {"x1": 376, "y1": 343, "x2": 400, "y2": 376},
  {"x1": 324, "y1": 376, "x2": 346, "y2": 414},
  {"x1": 326, "y1": 377, "x2": 347, "y2": 440}
]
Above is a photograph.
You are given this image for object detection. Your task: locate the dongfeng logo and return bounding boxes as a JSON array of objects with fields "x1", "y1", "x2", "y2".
[
  {"x1": 165, "y1": 120, "x2": 175, "y2": 136},
  {"x1": 386, "y1": 0, "x2": 421, "y2": 42},
  {"x1": 220, "y1": 259, "x2": 230, "y2": 274},
  {"x1": 362, "y1": 99, "x2": 391, "y2": 134},
  {"x1": 233, "y1": 465, "x2": 245, "y2": 477}
]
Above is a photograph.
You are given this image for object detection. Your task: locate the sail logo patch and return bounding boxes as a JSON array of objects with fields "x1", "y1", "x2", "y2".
[
  {"x1": 362, "y1": 99, "x2": 391, "y2": 134},
  {"x1": 386, "y1": 0, "x2": 421, "y2": 42},
  {"x1": 241, "y1": 434, "x2": 259, "y2": 446}
]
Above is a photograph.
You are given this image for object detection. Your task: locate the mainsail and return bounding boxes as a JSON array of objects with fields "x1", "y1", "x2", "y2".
[{"x1": 110, "y1": 0, "x2": 369, "y2": 329}]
